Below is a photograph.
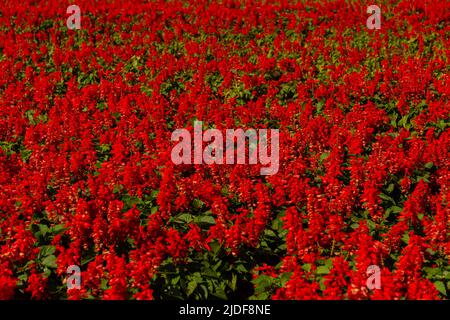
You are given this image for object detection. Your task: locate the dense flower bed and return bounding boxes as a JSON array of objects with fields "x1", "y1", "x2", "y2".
[{"x1": 0, "y1": 0, "x2": 448, "y2": 300}]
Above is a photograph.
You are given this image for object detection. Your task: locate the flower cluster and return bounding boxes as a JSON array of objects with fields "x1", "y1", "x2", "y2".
[{"x1": 0, "y1": 0, "x2": 448, "y2": 300}]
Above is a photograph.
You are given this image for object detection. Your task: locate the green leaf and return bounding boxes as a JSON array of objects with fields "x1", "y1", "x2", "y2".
[
  {"x1": 402, "y1": 232, "x2": 410, "y2": 244},
  {"x1": 50, "y1": 224, "x2": 66, "y2": 235},
  {"x1": 424, "y1": 162, "x2": 434, "y2": 169},
  {"x1": 386, "y1": 183, "x2": 395, "y2": 193},
  {"x1": 39, "y1": 245, "x2": 56, "y2": 257},
  {"x1": 236, "y1": 264, "x2": 247, "y2": 273},
  {"x1": 271, "y1": 216, "x2": 283, "y2": 231},
  {"x1": 264, "y1": 229, "x2": 276, "y2": 237},
  {"x1": 212, "y1": 288, "x2": 227, "y2": 300},
  {"x1": 171, "y1": 276, "x2": 180, "y2": 285},
  {"x1": 320, "y1": 152, "x2": 330, "y2": 161},
  {"x1": 324, "y1": 259, "x2": 333, "y2": 269},
  {"x1": 81, "y1": 255, "x2": 95, "y2": 266},
  {"x1": 42, "y1": 267, "x2": 52, "y2": 278},
  {"x1": 367, "y1": 219, "x2": 376, "y2": 232},
  {"x1": 435, "y1": 281, "x2": 447, "y2": 296},
  {"x1": 31, "y1": 224, "x2": 48, "y2": 237},
  {"x1": 250, "y1": 292, "x2": 270, "y2": 300},
  {"x1": 280, "y1": 272, "x2": 292, "y2": 286},
  {"x1": 203, "y1": 268, "x2": 219, "y2": 279},
  {"x1": 18, "y1": 274, "x2": 28, "y2": 282},
  {"x1": 350, "y1": 223, "x2": 359, "y2": 230},
  {"x1": 42, "y1": 255, "x2": 57, "y2": 269},
  {"x1": 174, "y1": 213, "x2": 193, "y2": 224},
  {"x1": 316, "y1": 266, "x2": 330, "y2": 275},
  {"x1": 302, "y1": 263, "x2": 312, "y2": 272},
  {"x1": 212, "y1": 260, "x2": 222, "y2": 271},
  {"x1": 379, "y1": 193, "x2": 395, "y2": 204},
  {"x1": 209, "y1": 240, "x2": 221, "y2": 255},
  {"x1": 319, "y1": 277, "x2": 327, "y2": 291},
  {"x1": 390, "y1": 206, "x2": 403, "y2": 213},
  {"x1": 424, "y1": 267, "x2": 441, "y2": 277},
  {"x1": 254, "y1": 275, "x2": 274, "y2": 294},
  {"x1": 196, "y1": 215, "x2": 216, "y2": 225},
  {"x1": 100, "y1": 278, "x2": 109, "y2": 291},
  {"x1": 187, "y1": 280, "x2": 197, "y2": 297},
  {"x1": 192, "y1": 199, "x2": 205, "y2": 209},
  {"x1": 230, "y1": 273, "x2": 237, "y2": 291},
  {"x1": 199, "y1": 284, "x2": 208, "y2": 299}
]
